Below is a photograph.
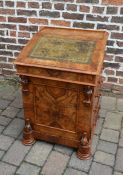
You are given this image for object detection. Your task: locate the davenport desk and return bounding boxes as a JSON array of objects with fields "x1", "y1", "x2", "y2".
[{"x1": 15, "y1": 27, "x2": 108, "y2": 159}]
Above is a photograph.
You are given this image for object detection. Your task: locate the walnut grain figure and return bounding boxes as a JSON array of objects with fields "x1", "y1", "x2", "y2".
[{"x1": 15, "y1": 27, "x2": 108, "y2": 159}]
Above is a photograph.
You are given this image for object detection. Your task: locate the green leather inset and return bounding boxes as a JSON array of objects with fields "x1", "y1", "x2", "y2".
[{"x1": 29, "y1": 36, "x2": 96, "y2": 64}]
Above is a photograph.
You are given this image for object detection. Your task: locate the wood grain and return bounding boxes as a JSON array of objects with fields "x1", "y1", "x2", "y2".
[{"x1": 15, "y1": 27, "x2": 108, "y2": 159}]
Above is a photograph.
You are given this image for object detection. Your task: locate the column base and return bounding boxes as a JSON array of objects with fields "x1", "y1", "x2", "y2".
[{"x1": 22, "y1": 131, "x2": 35, "y2": 146}]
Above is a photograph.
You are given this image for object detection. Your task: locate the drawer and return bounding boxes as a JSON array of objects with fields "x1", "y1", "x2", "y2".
[{"x1": 17, "y1": 65, "x2": 96, "y2": 86}]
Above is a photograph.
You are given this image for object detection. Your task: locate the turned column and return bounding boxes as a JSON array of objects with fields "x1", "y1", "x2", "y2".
[
  {"x1": 20, "y1": 76, "x2": 35, "y2": 145},
  {"x1": 77, "y1": 86, "x2": 93, "y2": 159}
]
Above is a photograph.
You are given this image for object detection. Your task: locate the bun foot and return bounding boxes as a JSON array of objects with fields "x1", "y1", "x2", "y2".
[
  {"x1": 22, "y1": 131, "x2": 35, "y2": 146},
  {"x1": 77, "y1": 144, "x2": 91, "y2": 160}
]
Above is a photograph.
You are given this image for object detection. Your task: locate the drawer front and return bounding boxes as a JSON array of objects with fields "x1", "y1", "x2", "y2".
[{"x1": 17, "y1": 65, "x2": 96, "y2": 86}]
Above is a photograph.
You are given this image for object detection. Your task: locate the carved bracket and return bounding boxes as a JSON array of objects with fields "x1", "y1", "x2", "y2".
[
  {"x1": 20, "y1": 76, "x2": 29, "y2": 95},
  {"x1": 83, "y1": 86, "x2": 93, "y2": 107}
]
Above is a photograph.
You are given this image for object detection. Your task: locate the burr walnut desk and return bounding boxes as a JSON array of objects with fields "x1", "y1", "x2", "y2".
[{"x1": 15, "y1": 27, "x2": 108, "y2": 159}]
